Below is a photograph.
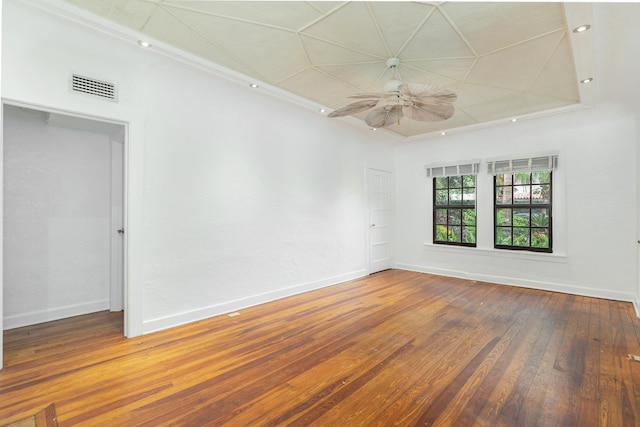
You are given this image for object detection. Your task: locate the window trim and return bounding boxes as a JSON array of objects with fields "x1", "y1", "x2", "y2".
[
  {"x1": 433, "y1": 175, "x2": 477, "y2": 248},
  {"x1": 493, "y1": 171, "x2": 553, "y2": 253}
]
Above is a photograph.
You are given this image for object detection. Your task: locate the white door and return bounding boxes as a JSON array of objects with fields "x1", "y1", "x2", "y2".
[
  {"x1": 110, "y1": 141, "x2": 124, "y2": 311},
  {"x1": 368, "y1": 168, "x2": 393, "y2": 273}
]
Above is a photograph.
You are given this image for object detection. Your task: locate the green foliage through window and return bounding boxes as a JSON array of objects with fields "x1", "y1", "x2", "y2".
[
  {"x1": 433, "y1": 175, "x2": 476, "y2": 247},
  {"x1": 494, "y1": 171, "x2": 552, "y2": 252}
]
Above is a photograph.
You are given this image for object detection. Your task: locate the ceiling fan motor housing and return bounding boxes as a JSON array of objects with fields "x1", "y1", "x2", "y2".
[{"x1": 383, "y1": 79, "x2": 402, "y2": 94}]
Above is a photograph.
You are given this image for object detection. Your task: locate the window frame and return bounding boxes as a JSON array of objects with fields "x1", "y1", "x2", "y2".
[
  {"x1": 493, "y1": 171, "x2": 553, "y2": 253},
  {"x1": 432, "y1": 174, "x2": 477, "y2": 248}
]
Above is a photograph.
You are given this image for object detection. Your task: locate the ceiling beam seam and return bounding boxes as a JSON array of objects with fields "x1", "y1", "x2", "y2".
[
  {"x1": 296, "y1": 2, "x2": 350, "y2": 33},
  {"x1": 478, "y1": 28, "x2": 566, "y2": 58},
  {"x1": 314, "y1": 60, "x2": 385, "y2": 67},
  {"x1": 311, "y1": 66, "x2": 371, "y2": 95},
  {"x1": 399, "y1": 63, "x2": 459, "y2": 86},
  {"x1": 138, "y1": 3, "x2": 161, "y2": 32},
  {"x1": 525, "y1": 32, "x2": 570, "y2": 94},
  {"x1": 158, "y1": 5, "x2": 269, "y2": 83},
  {"x1": 460, "y1": 57, "x2": 479, "y2": 84},
  {"x1": 271, "y1": 66, "x2": 314, "y2": 87},
  {"x1": 365, "y1": 3, "x2": 393, "y2": 59},
  {"x1": 299, "y1": 33, "x2": 388, "y2": 62},
  {"x1": 159, "y1": 3, "x2": 299, "y2": 34},
  {"x1": 295, "y1": 33, "x2": 314, "y2": 70},
  {"x1": 391, "y1": 7, "x2": 436, "y2": 58},
  {"x1": 437, "y1": 6, "x2": 479, "y2": 58},
  {"x1": 456, "y1": 81, "x2": 532, "y2": 97},
  {"x1": 456, "y1": 108, "x2": 480, "y2": 125}
]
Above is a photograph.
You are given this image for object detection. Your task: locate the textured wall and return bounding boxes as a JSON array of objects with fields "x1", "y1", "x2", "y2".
[{"x1": 2, "y1": 0, "x2": 395, "y2": 333}]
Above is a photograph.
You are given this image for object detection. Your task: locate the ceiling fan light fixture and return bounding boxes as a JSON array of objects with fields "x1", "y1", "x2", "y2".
[
  {"x1": 573, "y1": 24, "x2": 591, "y2": 33},
  {"x1": 383, "y1": 79, "x2": 402, "y2": 94}
]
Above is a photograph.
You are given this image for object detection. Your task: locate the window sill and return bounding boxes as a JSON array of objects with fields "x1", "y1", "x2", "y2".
[{"x1": 423, "y1": 242, "x2": 567, "y2": 263}]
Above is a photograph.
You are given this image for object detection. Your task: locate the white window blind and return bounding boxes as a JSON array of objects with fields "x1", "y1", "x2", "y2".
[
  {"x1": 425, "y1": 160, "x2": 481, "y2": 178},
  {"x1": 487, "y1": 154, "x2": 558, "y2": 175}
]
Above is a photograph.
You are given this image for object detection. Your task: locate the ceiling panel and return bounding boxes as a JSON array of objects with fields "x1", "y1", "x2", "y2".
[
  {"x1": 369, "y1": 2, "x2": 435, "y2": 57},
  {"x1": 303, "y1": 2, "x2": 389, "y2": 58},
  {"x1": 142, "y1": 7, "x2": 262, "y2": 79},
  {"x1": 64, "y1": 0, "x2": 159, "y2": 31},
  {"x1": 162, "y1": 1, "x2": 325, "y2": 31},
  {"x1": 299, "y1": 35, "x2": 382, "y2": 66},
  {"x1": 442, "y1": 2, "x2": 566, "y2": 55},
  {"x1": 403, "y1": 110, "x2": 479, "y2": 137},
  {"x1": 529, "y1": 34, "x2": 580, "y2": 101},
  {"x1": 404, "y1": 58, "x2": 476, "y2": 82},
  {"x1": 164, "y1": 8, "x2": 310, "y2": 83},
  {"x1": 465, "y1": 31, "x2": 566, "y2": 92},
  {"x1": 400, "y1": 9, "x2": 475, "y2": 59},
  {"x1": 463, "y1": 92, "x2": 574, "y2": 122},
  {"x1": 278, "y1": 68, "x2": 364, "y2": 109},
  {"x1": 316, "y1": 63, "x2": 388, "y2": 93},
  {"x1": 395, "y1": 65, "x2": 458, "y2": 90},
  {"x1": 59, "y1": 0, "x2": 588, "y2": 138}
]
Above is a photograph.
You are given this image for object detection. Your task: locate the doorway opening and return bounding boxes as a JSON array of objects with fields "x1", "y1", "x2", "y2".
[{"x1": 2, "y1": 104, "x2": 126, "y2": 331}]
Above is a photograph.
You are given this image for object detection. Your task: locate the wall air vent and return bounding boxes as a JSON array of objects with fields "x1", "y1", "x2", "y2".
[{"x1": 70, "y1": 73, "x2": 118, "y2": 102}]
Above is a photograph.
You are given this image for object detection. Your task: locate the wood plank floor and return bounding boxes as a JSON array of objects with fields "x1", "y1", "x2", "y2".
[{"x1": 2, "y1": 269, "x2": 640, "y2": 426}]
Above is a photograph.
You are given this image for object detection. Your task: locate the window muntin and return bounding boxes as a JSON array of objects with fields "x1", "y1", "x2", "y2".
[
  {"x1": 494, "y1": 171, "x2": 552, "y2": 252},
  {"x1": 434, "y1": 175, "x2": 476, "y2": 246}
]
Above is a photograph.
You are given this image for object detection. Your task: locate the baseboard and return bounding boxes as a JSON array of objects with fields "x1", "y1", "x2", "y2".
[
  {"x1": 633, "y1": 296, "x2": 640, "y2": 318},
  {"x1": 3, "y1": 299, "x2": 110, "y2": 330},
  {"x1": 395, "y1": 263, "x2": 636, "y2": 303},
  {"x1": 142, "y1": 269, "x2": 368, "y2": 334}
]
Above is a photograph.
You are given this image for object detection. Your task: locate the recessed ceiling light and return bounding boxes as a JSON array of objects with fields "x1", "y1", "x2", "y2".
[
  {"x1": 319, "y1": 108, "x2": 326, "y2": 113},
  {"x1": 511, "y1": 118, "x2": 518, "y2": 122},
  {"x1": 371, "y1": 128, "x2": 377, "y2": 131},
  {"x1": 249, "y1": 83, "x2": 259, "y2": 88},
  {"x1": 441, "y1": 132, "x2": 446, "y2": 136},
  {"x1": 580, "y1": 77, "x2": 594, "y2": 84},
  {"x1": 573, "y1": 24, "x2": 591, "y2": 33},
  {"x1": 137, "y1": 40, "x2": 152, "y2": 48}
]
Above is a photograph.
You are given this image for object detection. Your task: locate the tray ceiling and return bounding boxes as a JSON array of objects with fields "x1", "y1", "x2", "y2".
[{"x1": 60, "y1": 1, "x2": 591, "y2": 138}]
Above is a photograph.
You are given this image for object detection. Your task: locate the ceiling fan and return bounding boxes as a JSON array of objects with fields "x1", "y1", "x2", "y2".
[{"x1": 328, "y1": 58, "x2": 457, "y2": 128}]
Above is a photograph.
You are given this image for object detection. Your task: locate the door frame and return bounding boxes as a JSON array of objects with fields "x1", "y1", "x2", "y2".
[{"x1": 1, "y1": 98, "x2": 145, "y2": 368}]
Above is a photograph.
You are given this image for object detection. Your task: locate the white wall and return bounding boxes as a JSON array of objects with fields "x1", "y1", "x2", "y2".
[
  {"x1": 3, "y1": 106, "x2": 113, "y2": 328},
  {"x1": 1, "y1": 0, "x2": 395, "y2": 333},
  {"x1": 395, "y1": 103, "x2": 638, "y2": 302},
  {"x1": 591, "y1": 3, "x2": 640, "y2": 311},
  {"x1": 1, "y1": 0, "x2": 4, "y2": 369}
]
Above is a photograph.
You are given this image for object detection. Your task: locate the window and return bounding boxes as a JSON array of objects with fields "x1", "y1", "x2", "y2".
[
  {"x1": 494, "y1": 170, "x2": 552, "y2": 252},
  {"x1": 433, "y1": 175, "x2": 476, "y2": 246}
]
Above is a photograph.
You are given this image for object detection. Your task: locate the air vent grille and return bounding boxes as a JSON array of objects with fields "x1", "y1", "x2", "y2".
[{"x1": 70, "y1": 73, "x2": 118, "y2": 102}]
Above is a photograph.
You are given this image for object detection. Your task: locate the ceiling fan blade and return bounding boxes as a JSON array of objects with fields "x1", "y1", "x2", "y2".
[
  {"x1": 403, "y1": 102, "x2": 455, "y2": 122},
  {"x1": 400, "y1": 83, "x2": 457, "y2": 104},
  {"x1": 327, "y1": 99, "x2": 379, "y2": 118},
  {"x1": 365, "y1": 104, "x2": 404, "y2": 128}
]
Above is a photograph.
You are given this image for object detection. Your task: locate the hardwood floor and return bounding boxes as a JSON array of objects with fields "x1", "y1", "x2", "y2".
[{"x1": 1, "y1": 269, "x2": 640, "y2": 426}]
